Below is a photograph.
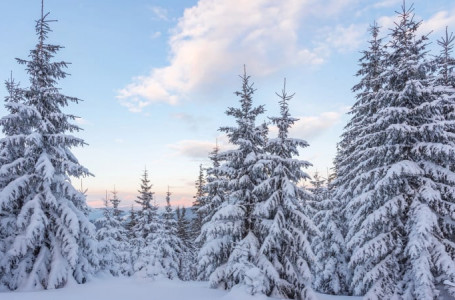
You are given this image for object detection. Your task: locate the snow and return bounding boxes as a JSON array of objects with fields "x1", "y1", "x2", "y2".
[{"x1": 0, "y1": 276, "x2": 361, "y2": 300}]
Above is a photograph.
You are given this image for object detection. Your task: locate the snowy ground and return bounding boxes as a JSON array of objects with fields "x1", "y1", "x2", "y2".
[{"x1": 0, "y1": 276, "x2": 360, "y2": 300}]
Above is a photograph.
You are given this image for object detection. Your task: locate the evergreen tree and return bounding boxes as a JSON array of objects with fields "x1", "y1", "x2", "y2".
[
  {"x1": 125, "y1": 204, "x2": 138, "y2": 239},
  {"x1": 132, "y1": 168, "x2": 160, "y2": 273},
  {"x1": 192, "y1": 164, "x2": 206, "y2": 245},
  {"x1": 311, "y1": 177, "x2": 349, "y2": 295},
  {"x1": 0, "y1": 74, "x2": 27, "y2": 290},
  {"x1": 199, "y1": 69, "x2": 269, "y2": 293},
  {"x1": 0, "y1": 8, "x2": 97, "y2": 290},
  {"x1": 196, "y1": 142, "x2": 228, "y2": 280},
  {"x1": 253, "y1": 80, "x2": 318, "y2": 299},
  {"x1": 145, "y1": 188, "x2": 184, "y2": 279},
  {"x1": 337, "y1": 5, "x2": 455, "y2": 299},
  {"x1": 176, "y1": 206, "x2": 194, "y2": 280}
]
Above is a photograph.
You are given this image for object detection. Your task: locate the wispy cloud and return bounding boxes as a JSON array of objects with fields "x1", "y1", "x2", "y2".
[{"x1": 149, "y1": 6, "x2": 169, "y2": 21}]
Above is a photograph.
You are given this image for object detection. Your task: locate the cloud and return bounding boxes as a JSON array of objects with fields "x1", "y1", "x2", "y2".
[
  {"x1": 168, "y1": 140, "x2": 216, "y2": 159},
  {"x1": 419, "y1": 10, "x2": 455, "y2": 36},
  {"x1": 118, "y1": 0, "x2": 328, "y2": 111},
  {"x1": 151, "y1": 31, "x2": 162, "y2": 39},
  {"x1": 75, "y1": 117, "x2": 90, "y2": 125},
  {"x1": 323, "y1": 23, "x2": 366, "y2": 53},
  {"x1": 114, "y1": 138, "x2": 124, "y2": 144},
  {"x1": 172, "y1": 112, "x2": 209, "y2": 131},
  {"x1": 168, "y1": 135, "x2": 235, "y2": 159},
  {"x1": 270, "y1": 110, "x2": 344, "y2": 141},
  {"x1": 149, "y1": 6, "x2": 169, "y2": 21}
]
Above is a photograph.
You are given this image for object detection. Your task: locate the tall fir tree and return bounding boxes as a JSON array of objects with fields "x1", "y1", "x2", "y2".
[
  {"x1": 199, "y1": 69, "x2": 269, "y2": 293},
  {"x1": 0, "y1": 7, "x2": 98, "y2": 290},
  {"x1": 337, "y1": 5, "x2": 455, "y2": 299},
  {"x1": 253, "y1": 81, "x2": 317, "y2": 299}
]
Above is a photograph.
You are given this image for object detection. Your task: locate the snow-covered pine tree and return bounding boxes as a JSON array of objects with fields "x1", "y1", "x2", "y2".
[
  {"x1": 125, "y1": 204, "x2": 138, "y2": 239},
  {"x1": 145, "y1": 188, "x2": 184, "y2": 279},
  {"x1": 176, "y1": 206, "x2": 195, "y2": 280},
  {"x1": 196, "y1": 142, "x2": 228, "y2": 281},
  {"x1": 95, "y1": 192, "x2": 130, "y2": 276},
  {"x1": 311, "y1": 176, "x2": 349, "y2": 296},
  {"x1": 0, "y1": 7, "x2": 98, "y2": 290},
  {"x1": 192, "y1": 164, "x2": 206, "y2": 246},
  {"x1": 200, "y1": 68, "x2": 269, "y2": 293},
  {"x1": 0, "y1": 74, "x2": 28, "y2": 290},
  {"x1": 338, "y1": 5, "x2": 455, "y2": 299},
  {"x1": 132, "y1": 168, "x2": 160, "y2": 274},
  {"x1": 253, "y1": 80, "x2": 317, "y2": 299},
  {"x1": 110, "y1": 187, "x2": 121, "y2": 218},
  {"x1": 432, "y1": 28, "x2": 455, "y2": 263}
]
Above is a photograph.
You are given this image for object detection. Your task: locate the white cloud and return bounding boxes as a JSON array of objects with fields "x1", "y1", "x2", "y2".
[
  {"x1": 419, "y1": 10, "x2": 455, "y2": 36},
  {"x1": 114, "y1": 138, "x2": 124, "y2": 144},
  {"x1": 149, "y1": 6, "x2": 169, "y2": 21},
  {"x1": 151, "y1": 31, "x2": 162, "y2": 39},
  {"x1": 75, "y1": 117, "x2": 90, "y2": 125},
  {"x1": 168, "y1": 140, "x2": 216, "y2": 159},
  {"x1": 118, "y1": 0, "x2": 327, "y2": 111},
  {"x1": 323, "y1": 23, "x2": 366, "y2": 53},
  {"x1": 270, "y1": 110, "x2": 344, "y2": 141}
]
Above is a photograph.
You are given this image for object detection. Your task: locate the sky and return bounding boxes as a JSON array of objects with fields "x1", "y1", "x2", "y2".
[{"x1": 0, "y1": 0, "x2": 454, "y2": 209}]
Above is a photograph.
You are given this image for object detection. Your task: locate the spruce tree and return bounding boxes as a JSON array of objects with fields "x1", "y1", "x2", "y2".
[
  {"x1": 176, "y1": 206, "x2": 194, "y2": 281},
  {"x1": 0, "y1": 7, "x2": 97, "y2": 290},
  {"x1": 338, "y1": 5, "x2": 455, "y2": 299},
  {"x1": 253, "y1": 81, "x2": 317, "y2": 299},
  {"x1": 132, "y1": 168, "x2": 160, "y2": 273},
  {"x1": 95, "y1": 192, "x2": 130, "y2": 276},
  {"x1": 311, "y1": 176, "x2": 349, "y2": 295},
  {"x1": 145, "y1": 188, "x2": 183, "y2": 279},
  {"x1": 192, "y1": 164, "x2": 206, "y2": 245},
  {"x1": 196, "y1": 143, "x2": 228, "y2": 280},
  {"x1": 200, "y1": 69, "x2": 269, "y2": 293}
]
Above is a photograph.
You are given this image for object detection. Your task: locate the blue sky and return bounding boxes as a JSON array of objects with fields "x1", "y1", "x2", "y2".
[{"x1": 0, "y1": 0, "x2": 454, "y2": 208}]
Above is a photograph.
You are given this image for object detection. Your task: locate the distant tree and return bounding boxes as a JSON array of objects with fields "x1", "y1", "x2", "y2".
[
  {"x1": 0, "y1": 8, "x2": 97, "y2": 290},
  {"x1": 146, "y1": 188, "x2": 184, "y2": 279},
  {"x1": 132, "y1": 168, "x2": 160, "y2": 273},
  {"x1": 196, "y1": 143, "x2": 228, "y2": 280},
  {"x1": 176, "y1": 206, "x2": 195, "y2": 280},
  {"x1": 96, "y1": 191, "x2": 131, "y2": 276},
  {"x1": 192, "y1": 164, "x2": 206, "y2": 245}
]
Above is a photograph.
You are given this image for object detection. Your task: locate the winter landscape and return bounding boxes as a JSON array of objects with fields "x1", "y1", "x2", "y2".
[{"x1": 1, "y1": 0, "x2": 455, "y2": 299}]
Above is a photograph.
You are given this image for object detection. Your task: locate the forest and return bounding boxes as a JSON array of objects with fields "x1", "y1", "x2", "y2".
[{"x1": 1, "y1": 2, "x2": 455, "y2": 300}]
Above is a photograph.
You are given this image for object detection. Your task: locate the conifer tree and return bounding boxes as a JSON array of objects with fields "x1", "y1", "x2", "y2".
[
  {"x1": 199, "y1": 69, "x2": 269, "y2": 293},
  {"x1": 192, "y1": 164, "x2": 206, "y2": 245},
  {"x1": 253, "y1": 80, "x2": 317, "y2": 299},
  {"x1": 337, "y1": 5, "x2": 455, "y2": 299},
  {"x1": 132, "y1": 168, "x2": 160, "y2": 273},
  {"x1": 0, "y1": 7, "x2": 97, "y2": 290},
  {"x1": 146, "y1": 188, "x2": 184, "y2": 279},
  {"x1": 125, "y1": 204, "x2": 138, "y2": 239},
  {"x1": 196, "y1": 142, "x2": 228, "y2": 280},
  {"x1": 176, "y1": 206, "x2": 194, "y2": 280},
  {"x1": 0, "y1": 74, "x2": 27, "y2": 290},
  {"x1": 311, "y1": 177, "x2": 348, "y2": 295}
]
